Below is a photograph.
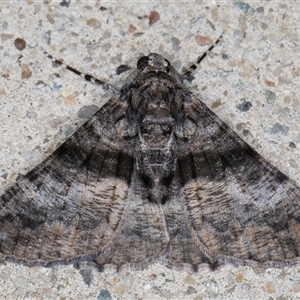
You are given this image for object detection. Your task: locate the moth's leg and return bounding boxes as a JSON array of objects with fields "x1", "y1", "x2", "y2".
[
  {"x1": 41, "y1": 48, "x2": 119, "y2": 95},
  {"x1": 73, "y1": 261, "x2": 105, "y2": 273},
  {"x1": 182, "y1": 33, "x2": 223, "y2": 80}
]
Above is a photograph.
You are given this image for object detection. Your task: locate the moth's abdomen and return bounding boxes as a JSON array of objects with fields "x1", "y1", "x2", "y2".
[{"x1": 137, "y1": 148, "x2": 176, "y2": 204}]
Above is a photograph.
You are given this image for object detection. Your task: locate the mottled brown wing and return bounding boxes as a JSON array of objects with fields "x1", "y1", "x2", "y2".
[
  {"x1": 93, "y1": 178, "x2": 170, "y2": 270},
  {"x1": 0, "y1": 95, "x2": 168, "y2": 267},
  {"x1": 165, "y1": 92, "x2": 300, "y2": 270}
]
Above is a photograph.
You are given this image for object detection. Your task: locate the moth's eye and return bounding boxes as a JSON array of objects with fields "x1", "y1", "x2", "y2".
[
  {"x1": 137, "y1": 56, "x2": 150, "y2": 70},
  {"x1": 164, "y1": 59, "x2": 171, "y2": 67}
]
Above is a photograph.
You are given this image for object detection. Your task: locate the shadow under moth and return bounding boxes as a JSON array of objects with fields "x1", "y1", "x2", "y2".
[{"x1": 1, "y1": 40, "x2": 300, "y2": 273}]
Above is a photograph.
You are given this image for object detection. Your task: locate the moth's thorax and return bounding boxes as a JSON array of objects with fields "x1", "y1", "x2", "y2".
[
  {"x1": 141, "y1": 108, "x2": 174, "y2": 147},
  {"x1": 120, "y1": 53, "x2": 183, "y2": 203}
]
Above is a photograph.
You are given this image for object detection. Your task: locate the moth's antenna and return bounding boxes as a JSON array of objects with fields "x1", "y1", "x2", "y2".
[
  {"x1": 182, "y1": 33, "x2": 223, "y2": 81},
  {"x1": 40, "y1": 47, "x2": 118, "y2": 94}
]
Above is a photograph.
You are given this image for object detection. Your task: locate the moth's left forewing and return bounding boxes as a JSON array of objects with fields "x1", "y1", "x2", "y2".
[{"x1": 0, "y1": 95, "x2": 135, "y2": 266}]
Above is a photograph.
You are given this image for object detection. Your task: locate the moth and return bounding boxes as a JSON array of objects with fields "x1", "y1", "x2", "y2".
[{"x1": 1, "y1": 39, "x2": 300, "y2": 273}]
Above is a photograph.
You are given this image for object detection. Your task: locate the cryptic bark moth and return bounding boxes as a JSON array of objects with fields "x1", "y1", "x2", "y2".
[{"x1": 1, "y1": 49, "x2": 300, "y2": 272}]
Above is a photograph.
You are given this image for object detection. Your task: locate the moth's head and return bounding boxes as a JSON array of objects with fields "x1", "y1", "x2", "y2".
[{"x1": 136, "y1": 53, "x2": 182, "y2": 84}]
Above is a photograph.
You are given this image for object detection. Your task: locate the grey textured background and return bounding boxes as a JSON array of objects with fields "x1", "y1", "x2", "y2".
[{"x1": 1, "y1": 1, "x2": 300, "y2": 299}]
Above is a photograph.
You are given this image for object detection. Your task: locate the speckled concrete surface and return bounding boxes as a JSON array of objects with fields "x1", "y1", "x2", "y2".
[{"x1": 1, "y1": 1, "x2": 300, "y2": 299}]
